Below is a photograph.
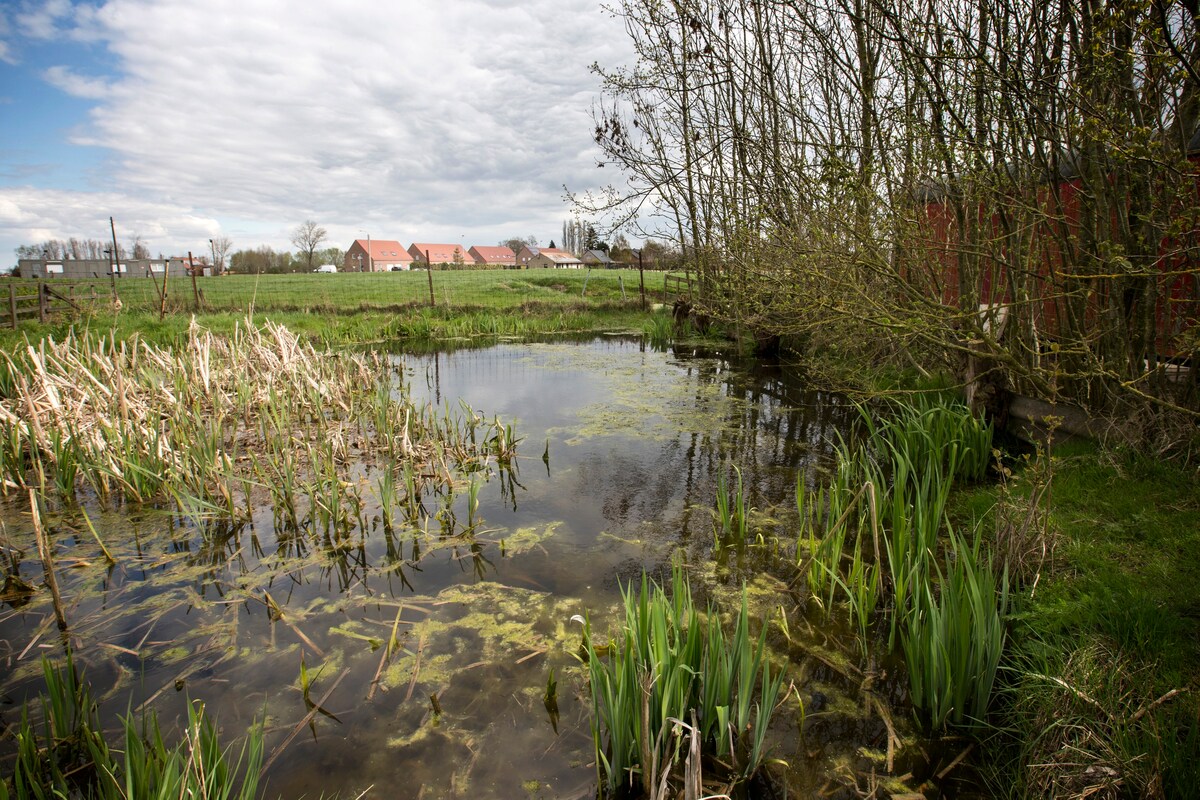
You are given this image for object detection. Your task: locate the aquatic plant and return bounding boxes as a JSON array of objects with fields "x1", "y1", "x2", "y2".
[
  {"x1": 643, "y1": 310, "x2": 674, "y2": 349},
  {"x1": 862, "y1": 394, "x2": 994, "y2": 485},
  {"x1": 901, "y1": 527, "x2": 1009, "y2": 730},
  {"x1": 713, "y1": 464, "x2": 752, "y2": 547},
  {"x1": 3, "y1": 655, "x2": 263, "y2": 800},
  {"x1": 797, "y1": 396, "x2": 1007, "y2": 729},
  {"x1": 583, "y1": 561, "x2": 783, "y2": 797}
]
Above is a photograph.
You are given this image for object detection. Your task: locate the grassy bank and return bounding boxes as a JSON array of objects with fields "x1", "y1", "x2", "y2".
[{"x1": 955, "y1": 441, "x2": 1200, "y2": 797}]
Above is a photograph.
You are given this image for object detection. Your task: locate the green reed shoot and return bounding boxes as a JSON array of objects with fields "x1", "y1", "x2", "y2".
[
  {"x1": 714, "y1": 465, "x2": 752, "y2": 547},
  {"x1": 377, "y1": 465, "x2": 398, "y2": 531},
  {"x1": 901, "y1": 525, "x2": 1009, "y2": 730},
  {"x1": 583, "y1": 561, "x2": 783, "y2": 796},
  {"x1": 5, "y1": 654, "x2": 263, "y2": 800},
  {"x1": 47, "y1": 430, "x2": 78, "y2": 502},
  {"x1": 466, "y1": 475, "x2": 481, "y2": 528}
]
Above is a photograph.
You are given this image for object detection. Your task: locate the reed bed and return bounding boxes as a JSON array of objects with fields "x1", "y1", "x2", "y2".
[
  {"x1": 796, "y1": 397, "x2": 1008, "y2": 731},
  {"x1": 583, "y1": 561, "x2": 784, "y2": 799},
  {"x1": 0, "y1": 319, "x2": 514, "y2": 529}
]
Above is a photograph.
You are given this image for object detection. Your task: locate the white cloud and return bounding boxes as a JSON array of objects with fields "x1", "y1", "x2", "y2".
[
  {"x1": 0, "y1": 186, "x2": 222, "y2": 256},
  {"x1": 1, "y1": 0, "x2": 638, "y2": 260},
  {"x1": 43, "y1": 64, "x2": 111, "y2": 98},
  {"x1": 16, "y1": 0, "x2": 74, "y2": 40},
  {"x1": 0, "y1": 8, "x2": 15, "y2": 65}
]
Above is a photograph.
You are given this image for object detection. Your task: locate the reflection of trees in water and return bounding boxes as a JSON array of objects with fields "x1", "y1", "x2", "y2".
[{"x1": 573, "y1": 352, "x2": 857, "y2": 545}]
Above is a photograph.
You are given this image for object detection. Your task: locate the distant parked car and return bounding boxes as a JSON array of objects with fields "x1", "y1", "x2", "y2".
[{"x1": 315, "y1": 264, "x2": 337, "y2": 273}]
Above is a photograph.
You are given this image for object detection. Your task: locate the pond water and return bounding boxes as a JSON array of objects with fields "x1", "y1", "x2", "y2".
[{"x1": 0, "y1": 336, "x2": 928, "y2": 798}]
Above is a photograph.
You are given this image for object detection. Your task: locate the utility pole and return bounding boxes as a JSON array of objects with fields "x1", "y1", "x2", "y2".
[{"x1": 108, "y1": 216, "x2": 120, "y2": 298}]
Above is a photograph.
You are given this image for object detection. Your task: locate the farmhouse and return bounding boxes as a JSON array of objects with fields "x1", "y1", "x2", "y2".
[
  {"x1": 528, "y1": 248, "x2": 584, "y2": 269},
  {"x1": 408, "y1": 243, "x2": 469, "y2": 267},
  {"x1": 581, "y1": 249, "x2": 614, "y2": 267},
  {"x1": 468, "y1": 246, "x2": 516, "y2": 267},
  {"x1": 345, "y1": 239, "x2": 412, "y2": 272},
  {"x1": 514, "y1": 245, "x2": 540, "y2": 267}
]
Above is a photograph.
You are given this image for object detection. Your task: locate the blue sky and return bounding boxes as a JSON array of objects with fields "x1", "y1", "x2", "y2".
[{"x1": 0, "y1": 0, "x2": 636, "y2": 265}]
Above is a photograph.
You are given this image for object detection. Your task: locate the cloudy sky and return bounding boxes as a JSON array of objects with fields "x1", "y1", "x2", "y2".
[{"x1": 0, "y1": 0, "x2": 637, "y2": 264}]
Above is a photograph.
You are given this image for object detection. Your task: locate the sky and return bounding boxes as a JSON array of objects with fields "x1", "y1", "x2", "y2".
[{"x1": 0, "y1": 0, "x2": 637, "y2": 265}]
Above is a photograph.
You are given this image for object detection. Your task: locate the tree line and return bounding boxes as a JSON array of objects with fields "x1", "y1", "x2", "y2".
[{"x1": 589, "y1": 0, "x2": 1200, "y2": 437}]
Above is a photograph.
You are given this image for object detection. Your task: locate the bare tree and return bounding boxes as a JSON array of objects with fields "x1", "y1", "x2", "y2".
[
  {"x1": 291, "y1": 220, "x2": 328, "y2": 272},
  {"x1": 589, "y1": 0, "x2": 1200, "y2": 427},
  {"x1": 130, "y1": 235, "x2": 150, "y2": 260},
  {"x1": 211, "y1": 236, "x2": 232, "y2": 274},
  {"x1": 500, "y1": 236, "x2": 539, "y2": 254}
]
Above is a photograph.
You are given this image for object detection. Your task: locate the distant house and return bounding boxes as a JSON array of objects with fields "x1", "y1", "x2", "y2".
[
  {"x1": 408, "y1": 243, "x2": 469, "y2": 267},
  {"x1": 529, "y1": 247, "x2": 584, "y2": 269},
  {"x1": 514, "y1": 245, "x2": 540, "y2": 268},
  {"x1": 468, "y1": 245, "x2": 516, "y2": 267},
  {"x1": 345, "y1": 239, "x2": 413, "y2": 272},
  {"x1": 581, "y1": 249, "x2": 615, "y2": 267}
]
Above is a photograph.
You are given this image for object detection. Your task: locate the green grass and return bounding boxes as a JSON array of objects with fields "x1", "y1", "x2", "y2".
[
  {"x1": 0, "y1": 268, "x2": 667, "y2": 345},
  {"x1": 953, "y1": 441, "x2": 1200, "y2": 796}
]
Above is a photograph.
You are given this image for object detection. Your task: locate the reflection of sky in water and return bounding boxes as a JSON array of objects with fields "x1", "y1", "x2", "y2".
[{"x1": 404, "y1": 338, "x2": 854, "y2": 588}]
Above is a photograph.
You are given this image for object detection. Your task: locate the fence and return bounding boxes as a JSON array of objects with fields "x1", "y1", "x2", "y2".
[
  {"x1": 0, "y1": 281, "x2": 100, "y2": 328},
  {"x1": 1, "y1": 268, "x2": 689, "y2": 323},
  {"x1": 663, "y1": 271, "x2": 694, "y2": 298}
]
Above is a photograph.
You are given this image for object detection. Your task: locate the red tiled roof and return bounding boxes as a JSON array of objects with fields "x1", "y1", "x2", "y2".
[
  {"x1": 468, "y1": 246, "x2": 516, "y2": 264},
  {"x1": 353, "y1": 239, "x2": 411, "y2": 260},
  {"x1": 409, "y1": 243, "x2": 468, "y2": 263}
]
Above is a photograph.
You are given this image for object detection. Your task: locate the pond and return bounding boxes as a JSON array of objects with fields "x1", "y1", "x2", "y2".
[{"x1": 0, "y1": 335, "x2": 934, "y2": 798}]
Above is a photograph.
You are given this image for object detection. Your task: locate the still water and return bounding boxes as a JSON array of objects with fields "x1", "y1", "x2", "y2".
[{"x1": 1, "y1": 337, "x2": 875, "y2": 798}]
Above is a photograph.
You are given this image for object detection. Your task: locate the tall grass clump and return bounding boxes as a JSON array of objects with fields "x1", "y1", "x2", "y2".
[
  {"x1": 901, "y1": 527, "x2": 1009, "y2": 730},
  {"x1": 583, "y1": 561, "x2": 783, "y2": 798},
  {"x1": 643, "y1": 310, "x2": 674, "y2": 349},
  {"x1": 797, "y1": 396, "x2": 1007, "y2": 730},
  {"x1": 3, "y1": 655, "x2": 263, "y2": 800}
]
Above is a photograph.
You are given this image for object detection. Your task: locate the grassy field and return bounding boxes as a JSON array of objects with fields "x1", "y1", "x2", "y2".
[
  {"x1": 1, "y1": 268, "x2": 673, "y2": 348},
  {"x1": 20, "y1": 267, "x2": 662, "y2": 312}
]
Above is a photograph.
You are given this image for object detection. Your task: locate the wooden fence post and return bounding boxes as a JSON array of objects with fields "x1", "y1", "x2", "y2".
[
  {"x1": 639, "y1": 250, "x2": 646, "y2": 311},
  {"x1": 38, "y1": 281, "x2": 48, "y2": 323},
  {"x1": 190, "y1": 258, "x2": 202, "y2": 310},
  {"x1": 426, "y1": 250, "x2": 436, "y2": 307},
  {"x1": 9, "y1": 284, "x2": 16, "y2": 330}
]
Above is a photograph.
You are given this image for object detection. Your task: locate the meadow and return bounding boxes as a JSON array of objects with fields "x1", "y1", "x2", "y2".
[{"x1": 1, "y1": 268, "x2": 669, "y2": 349}]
